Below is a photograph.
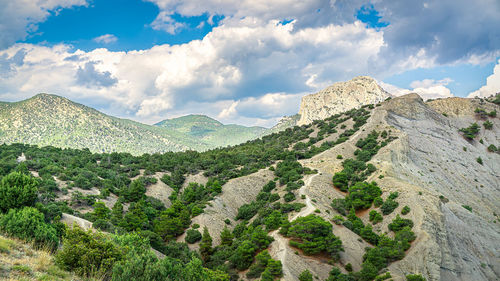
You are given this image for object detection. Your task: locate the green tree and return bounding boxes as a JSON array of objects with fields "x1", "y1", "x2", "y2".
[
  {"x1": 0, "y1": 207, "x2": 58, "y2": 249},
  {"x1": 0, "y1": 172, "x2": 38, "y2": 212},
  {"x1": 125, "y1": 179, "x2": 146, "y2": 202},
  {"x1": 199, "y1": 227, "x2": 213, "y2": 262},
  {"x1": 220, "y1": 226, "x2": 234, "y2": 247}
]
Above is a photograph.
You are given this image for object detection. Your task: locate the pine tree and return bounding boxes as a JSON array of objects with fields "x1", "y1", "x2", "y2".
[
  {"x1": 220, "y1": 226, "x2": 234, "y2": 246},
  {"x1": 199, "y1": 227, "x2": 213, "y2": 262}
]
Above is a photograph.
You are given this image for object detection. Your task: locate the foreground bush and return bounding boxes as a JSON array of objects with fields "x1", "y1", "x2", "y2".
[
  {"x1": 55, "y1": 226, "x2": 123, "y2": 279},
  {"x1": 0, "y1": 172, "x2": 38, "y2": 212},
  {"x1": 0, "y1": 207, "x2": 58, "y2": 250}
]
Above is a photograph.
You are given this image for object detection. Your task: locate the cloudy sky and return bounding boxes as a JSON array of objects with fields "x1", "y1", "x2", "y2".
[{"x1": 0, "y1": 0, "x2": 499, "y2": 127}]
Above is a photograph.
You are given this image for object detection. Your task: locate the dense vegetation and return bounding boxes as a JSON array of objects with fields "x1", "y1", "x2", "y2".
[{"x1": 0, "y1": 103, "x2": 426, "y2": 280}]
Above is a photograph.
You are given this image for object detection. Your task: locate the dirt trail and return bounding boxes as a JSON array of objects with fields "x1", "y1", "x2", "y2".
[{"x1": 270, "y1": 173, "x2": 320, "y2": 280}]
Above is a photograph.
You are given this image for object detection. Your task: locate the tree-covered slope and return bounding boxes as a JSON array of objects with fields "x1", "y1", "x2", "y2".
[
  {"x1": 155, "y1": 114, "x2": 266, "y2": 148},
  {"x1": 0, "y1": 94, "x2": 212, "y2": 155}
]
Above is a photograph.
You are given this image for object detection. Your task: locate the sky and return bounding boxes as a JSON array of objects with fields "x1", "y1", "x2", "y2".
[{"x1": 0, "y1": 0, "x2": 499, "y2": 127}]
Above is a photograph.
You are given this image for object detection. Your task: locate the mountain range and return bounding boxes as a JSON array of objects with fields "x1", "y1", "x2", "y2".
[{"x1": 0, "y1": 76, "x2": 390, "y2": 155}]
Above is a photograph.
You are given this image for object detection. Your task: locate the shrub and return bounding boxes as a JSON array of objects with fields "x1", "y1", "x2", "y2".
[
  {"x1": 299, "y1": 269, "x2": 313, "y2": 281},
  {"x1": 477, "y1": 157, "x2": 483, "y2": 165},
  {"x1": 388, "y1": 215, "x2": 414, "y2": 232},
  {"x1": 0, "y1": 172, "x2": 38, "y2": 212},
  {"x1": 332, "y1": 215, "x2": 344, "y2": 225},
  {"x1": 488, "y1": 110, "x2": 497, "y2": 117},
  {"x1": 381, "y1": 199, "x2": 399, "y2": 215},
  {"x1": 462, "y1": 205, "x2": 472, "y2": 212},
  {"x1": 373, "y1": 196, "x2": 383, "y2": 207},
  {"x1": 345, "y1": 263, "x2": 353, "y2": 272},
  {"x1": 388, "y1": 192, "x2": 399, "y2": 200},
  {"x1": 369, "y1": 210, "x2": 383, "y2": 224},
  {"x1": 336, "y1": 155, "x2": 343, "y2": 159},
  {"x1": 487, "y1": 144, "x2": 498, "y2": 152},
  {"x1": 406, "y1": 274, "x2": 426, "y2": 281},
  {"x1": 55, "y1": 226, "x2": 123, "y2": 279},
  {"x1": 284, "y1": 192, "x2": 296, "y2": 202},
  {"x1": 459, "y1": 123, "x2": 480, "y2": 140},
  {"x1": 0, "y1": 207, "x2": 58, "y2": 250},
  {"x1": 401, "y1": 205, "x2": 410, "y2": 215},
  {"x1": 185, "y1": 229, "x2": 202, "y2": 244},
  {"x1": 483, "y1": 120, "x2": 493, "y2": 130},
  {"x1": 346, "y1": 181, "x2": 382, "y2": 210},
  {"x1": 286, "y1": 215, "x2": 343, "y2": 260}
]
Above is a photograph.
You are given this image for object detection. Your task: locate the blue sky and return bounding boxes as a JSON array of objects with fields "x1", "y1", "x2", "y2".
[
  {"x1": 23, "y1": 0, "x2": 222, "y2": 51},
  {"x1": 0, "y1": 0, "x2": 498, "y2": 126}
]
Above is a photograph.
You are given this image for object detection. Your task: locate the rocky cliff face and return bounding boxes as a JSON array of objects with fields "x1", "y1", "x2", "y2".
[{"x1": 297, "y1": 76, "x2": 390, "y2": 125}]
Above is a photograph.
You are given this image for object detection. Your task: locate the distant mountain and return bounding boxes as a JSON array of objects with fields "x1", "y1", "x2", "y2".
[
  {"x1": 0, "y1": 94, "x2": 268, "y2": 155},
  {"x1": 155, "y1": 114, "x2": 266, "y2": 147},
  {"x1": 0, "y1": 94, "x2": 209, "y2": 155}
]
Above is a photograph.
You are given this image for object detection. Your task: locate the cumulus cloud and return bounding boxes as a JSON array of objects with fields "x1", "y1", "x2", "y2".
[
  {"x1": 380, "y1": 79, "x2": 454, "y2": 101},
  {"x1": 76, "y1": 61, "x2": 117, "y2": 88},
  {"x1": 0, "y1": 19, "x2": 382, "y2": 125},
  {"x1": 467, "y1": 59, "x2": 500, "y2": 98},
  {"x1": 93, "y1": 34, "x2": 118, "y2": 44},
  {"x1": 0, "y1": 0, "x2": 87, "y2": 49},
  {"x1": 0, "y1": 0, "x2": 498, "y2": 127}
]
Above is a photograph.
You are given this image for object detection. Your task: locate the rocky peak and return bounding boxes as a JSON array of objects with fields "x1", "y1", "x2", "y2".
[{"x1": 297, "y1": 76, "x2": 390, "y2": 125}]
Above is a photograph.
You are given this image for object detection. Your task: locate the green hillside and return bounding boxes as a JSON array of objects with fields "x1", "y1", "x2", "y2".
[
  {"x1": 0, "y1": 94, "x2": 276, "y2": 155},
  {"x1": 0, "y1": 94, "x2": 209, "y2": 155},
  {"x1": 155, "y1": 114, "x2": 267, "y2": 147}
]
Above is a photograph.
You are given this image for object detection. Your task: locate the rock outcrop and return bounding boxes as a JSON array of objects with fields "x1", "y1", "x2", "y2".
[{"x1": 298, "y1": 76, "x2": 390, "y2": 125}]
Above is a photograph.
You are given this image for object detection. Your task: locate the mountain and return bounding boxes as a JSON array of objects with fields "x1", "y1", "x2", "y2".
[
  {"x1": 297, "y1": 76, "x2": 390, "y2": 125},
  {"x1": 155, "y1": 114, "x2": 266, "y2": 147},
  {"x1": 0, "y1": 94, "x2": 208, "y2": 154},
  {"x1": 0, "y1": 92, "x2": 498, "y2": 281},
  {"x1": 0, "y1": 94, "x2": 268, "y2": 155}
]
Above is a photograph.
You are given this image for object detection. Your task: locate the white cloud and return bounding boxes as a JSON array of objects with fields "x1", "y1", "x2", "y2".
[
  {"x1": 0, "y1": 20, "x2": 383, "y2": 125},
  {"x1": 0, "y1": 0, "x2": 87, "y2": 49},
  {"x1": 467, "y1": 59, "x2": 500, "y2": 98},
  {"x1": 150, "y1": 11, "x2": 186, "y2": 34},
  {"x1": 93, "y1": 34, "x2": 118, "y2": 44},
  {"x1": 381, "y1": 79, "x2": 454, "y2": 100}
]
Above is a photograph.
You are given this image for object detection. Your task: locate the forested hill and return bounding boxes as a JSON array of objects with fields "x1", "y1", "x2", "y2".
[
  {"x1": 155, "y1": 114, "x2": 266, "y2": 148},
  {"x1": 0, "y1": 94, "x2": 265, "y2": 155}
]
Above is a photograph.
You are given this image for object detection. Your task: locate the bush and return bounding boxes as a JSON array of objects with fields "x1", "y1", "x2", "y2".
[
  {"x1": 0, "y1": 172, "x2": 38, "y2": 212},
  {"x1": 381, "y1": 199, "x2": 399, "y2": 215},
  {"x1": 459, "y1": 123, "x2": 480, "y2": 140},
  {"x1": 286, "y1": 215, "x2": 343, "y2": 260},
  {"x1": 284, "y1": 192, "x2": 296, "y2": 202},
  {"x1": 346, "y1": 181, "x2": 382, "y2": 210},
  {"x1": 477, "y1": 157, "x2": 483, "y2": 165},
  {"x1": 388, "y1": 215, "x2": 414, "y2": 232},
  {"x1": 299, "y1": 269, "x2": 313, "y2": 281},
  {"x1": 0, "y1": 207, "x2": 58, "y2": 250},
  {"x1": 56, "y1": 226, "x2": 123, "y2": 279},
  {"x1": 487, "y1": 144, "x2": 498, "y2": 152},
  {"x1": 483, "y1": 120, "x2": 493, "y2": 130},
  {"x1": 401, "y1": 205, "x2": 410, "y2": 215},
  {"x1": 462, "y1": 205, "x2": 472, "y2": 212},
  {"x1": 369, "y1": 210, "x2": 383, "y2": 224},
  {"x1": 185, "y1": 229, "x2": 202, "y2": 244},
  {"x1": 406, "y1": 274, "x2": 426, "y2": 281}
]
